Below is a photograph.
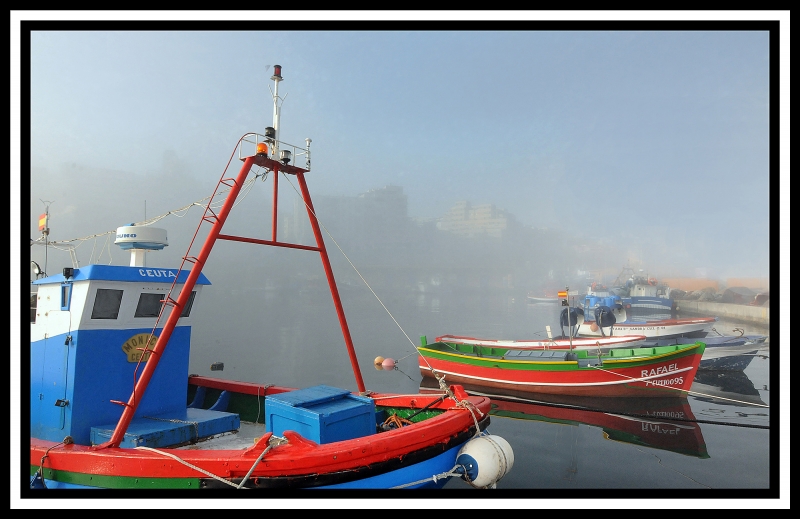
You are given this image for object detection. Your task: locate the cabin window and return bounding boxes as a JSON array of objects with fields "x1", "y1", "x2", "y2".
[
  {"x1": 91, "y1": 289, "x2": 124, "y2": 319},
  {"x1": 135, "y1": 293, "x2": 164, "y2": 318},
  {"x1": 134, "y1": 291, "x2": 196, "y2": 318},
  {"x1": 60, "y1": 283, "x2": 72, "y2": 311},
  {"x1": 30, "y1": 293, "x2": 37, "y2": 323},
  {"x1": 180, "y1": 291, "x2": 197, "y2": 317}
]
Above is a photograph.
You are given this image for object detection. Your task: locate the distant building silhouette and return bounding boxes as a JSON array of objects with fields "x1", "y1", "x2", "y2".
[{"x1": 436, "y1": 201, "x2": 511, "y2": 238}]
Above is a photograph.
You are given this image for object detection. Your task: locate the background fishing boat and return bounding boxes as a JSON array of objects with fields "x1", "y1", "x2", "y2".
[
  {"x1": 608, "y1": 266, "x2": 676, "y2": 319},
  {"x1": 641, "y1": 328, "x2": 769, "y2": 371},
  {"x1": 436, "y1": 306, "x2": 645, "y2": 351},
  {"x1": 577, "y1": 301, "x2": 718, "y2": 340},
  {"x1": 526, "y1": 293, "x2": 561, "y2": 304},
  {"x1": 580, "y1": 316, "x2": 719, "y2": 340},
  {"x1": 579, "y1": 289, "x2": 717, "y2": 341},
  {"x1": 418, "y1": 335, "x2": 705, "y2": 398}
]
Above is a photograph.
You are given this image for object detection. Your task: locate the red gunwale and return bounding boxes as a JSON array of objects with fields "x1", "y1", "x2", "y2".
[{"x1": 31, "y1": 392, "x2": 491, "y2": 478}]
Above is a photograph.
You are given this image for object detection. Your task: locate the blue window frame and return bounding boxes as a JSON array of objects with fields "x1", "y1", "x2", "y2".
[{"x1": 60, "y1": 283, "x2": 72, "y2": 311}]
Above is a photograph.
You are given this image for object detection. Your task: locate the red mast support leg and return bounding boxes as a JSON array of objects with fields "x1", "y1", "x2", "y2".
[
  {"x1": 296, "y1": 170, "x2": 366, "y2": 393},
  {"x1": 98, "y1": 156, "x2": 257, "y2": 448}
]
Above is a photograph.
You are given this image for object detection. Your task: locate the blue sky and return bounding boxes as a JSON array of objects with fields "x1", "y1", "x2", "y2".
[{"x1": 16, "y1": 14, "x2": 784, "y2": 282}]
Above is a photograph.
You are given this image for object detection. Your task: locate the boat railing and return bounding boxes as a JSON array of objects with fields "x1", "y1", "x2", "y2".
[{"x1": 238, "y1": 132, "x2": 311, "y2": 171}]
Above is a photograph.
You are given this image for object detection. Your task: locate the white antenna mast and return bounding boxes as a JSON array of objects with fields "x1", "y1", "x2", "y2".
[{"x1": 266, "y1": 65, "x2": 284, "y2": 158}]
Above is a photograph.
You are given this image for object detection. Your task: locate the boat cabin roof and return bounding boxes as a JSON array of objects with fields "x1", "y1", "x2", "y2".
[{"x1": 31, "y1": 264, "x2": 211, "y2": 286}]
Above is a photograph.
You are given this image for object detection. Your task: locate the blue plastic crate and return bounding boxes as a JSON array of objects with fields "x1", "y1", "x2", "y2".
[{"x1": 264, "y1": 385, "x2": 375, "y2": 444}]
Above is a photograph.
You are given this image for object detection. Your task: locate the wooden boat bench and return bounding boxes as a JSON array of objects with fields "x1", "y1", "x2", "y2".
[{"x1": 503, "y1": 350, "x2": 573, "y2": 361}]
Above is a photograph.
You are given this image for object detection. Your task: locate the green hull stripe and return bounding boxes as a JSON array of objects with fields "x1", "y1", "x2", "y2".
[
  {"x1": 31, "y1": 465, "x2": 200, "y2": 489},
  {"x1": 419, "y1": 343, "x2": 701, "y2": 372}
]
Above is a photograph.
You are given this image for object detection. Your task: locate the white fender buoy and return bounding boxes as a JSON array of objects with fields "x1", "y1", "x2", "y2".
[{"x1": 455, "y1": 434, "x2": 514, "y2": 488}]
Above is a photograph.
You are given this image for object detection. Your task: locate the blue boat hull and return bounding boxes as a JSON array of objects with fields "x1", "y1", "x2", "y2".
[
  {"x1": 316, "y1": 444, "x2": 464, "y2": 489},
  {"x1": 30, "y1": 443, "x2": 467, "y2": 490}
]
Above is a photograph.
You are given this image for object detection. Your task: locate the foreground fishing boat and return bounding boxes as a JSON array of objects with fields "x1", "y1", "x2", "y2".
[
  {"x1": 419, "y1": 380, "x2": 709, "y2": 459},
  {"x1": 418, "y1": 335, "x2": 705, "y2": 398},
  {"x1": 28, "y1": 66, "x2": 513, "y2": 491}
]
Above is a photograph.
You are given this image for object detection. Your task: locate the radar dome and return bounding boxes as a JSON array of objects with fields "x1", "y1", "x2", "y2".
[{"x1": 114, "y1": 225, "x2": 168, "y2": 250}]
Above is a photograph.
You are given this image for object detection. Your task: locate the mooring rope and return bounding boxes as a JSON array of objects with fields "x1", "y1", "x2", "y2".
[
  {"x1": 134, "y1": 436, "x2": 287, "y2": 489},
  {"x1": 390, "y1": 466, "x2": 464, "y2": 489},
  {"x1": 279, "y1": 171, "x2": 447, "y2": 384},
  {"x1": 30, "y1": 436, "x2": 73, "y2": 489}
]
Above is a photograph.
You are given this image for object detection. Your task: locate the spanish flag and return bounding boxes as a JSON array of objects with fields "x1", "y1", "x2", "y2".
[{"x1": 38, "y1": 213, "x2": 47, "y2": 231}]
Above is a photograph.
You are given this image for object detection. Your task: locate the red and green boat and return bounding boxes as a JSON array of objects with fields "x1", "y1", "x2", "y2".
[
  {"x1": 418, "y1": 336, "x2": 705, "y2": 398},
  {"x1": 30, "y1": 379, "x2": 500, "y2": 489},
  {"x1": 28, "y1": 66, "x2": 514, "y2": 491}
]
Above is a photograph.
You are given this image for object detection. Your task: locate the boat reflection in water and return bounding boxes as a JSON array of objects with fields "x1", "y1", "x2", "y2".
[
  {"x1": 420, "y1": 379, "x2": 709, "y2": 459},
  {"x1": 690, "y1": 369, "x2": 768, "y2": 407}
]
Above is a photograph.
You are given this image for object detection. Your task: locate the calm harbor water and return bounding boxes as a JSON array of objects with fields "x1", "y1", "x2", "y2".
[{"x1": 187, "y1": 286, "x2": 777, "y2": 500}]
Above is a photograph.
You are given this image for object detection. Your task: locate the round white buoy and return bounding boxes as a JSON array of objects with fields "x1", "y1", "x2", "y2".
[
  {"x1": 455, "y1": 434, "x2": 514, "y2": 488},
  {"x1": 381, "y1": 358, "x2": 396, "y2": 370}
]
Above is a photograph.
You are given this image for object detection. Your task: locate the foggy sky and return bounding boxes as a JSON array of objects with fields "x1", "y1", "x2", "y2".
[{"x1": 17, "y1": 15, "x2": 783, "y2": 283}]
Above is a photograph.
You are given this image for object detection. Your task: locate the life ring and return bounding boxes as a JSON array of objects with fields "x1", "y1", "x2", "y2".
[{"x1": 648, "y1": 277, "x2": 657, "y2": 286}]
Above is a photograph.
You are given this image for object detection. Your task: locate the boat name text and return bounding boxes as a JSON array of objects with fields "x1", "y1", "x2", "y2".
[
  {"x1": 640, "y1": 423, "x2": 682, "y2": 435},
  {"x1": 644, "y1": 376, "x2": 684, "y2": 387},
  {"x1": 138, "y1": 269, "x2": 177, "y2": 278},
  {"x1": 121, "y1": 333, "x2": 156, "y2": 363},
  {"x1": 642, "y1": 363, "x2": 678, "y2": 377}
]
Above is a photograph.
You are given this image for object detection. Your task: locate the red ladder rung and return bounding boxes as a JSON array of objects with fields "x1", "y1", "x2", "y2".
[
  {"x1": 160, "y1": 296, "x2": 179, "y2": 307},
  {"x1": 202, "y1": 206, "x2": 220, "y2": 224}
]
